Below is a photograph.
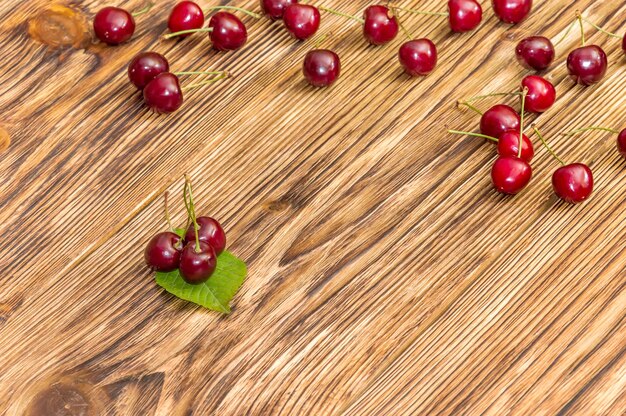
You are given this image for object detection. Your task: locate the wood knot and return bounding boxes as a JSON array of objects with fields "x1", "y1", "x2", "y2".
[
  {"x1": 264, "y1": 199, "x2": 292, "y2": 212},
  {"x1": 28, "y1": 4, "x2": 90, "y2": 49},
  {"x1": 26, "y1": 379, "x2": 105, "y2": 416}
]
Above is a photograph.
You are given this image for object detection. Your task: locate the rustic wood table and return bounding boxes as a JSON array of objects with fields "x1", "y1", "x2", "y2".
[{"x1": 1, "y1": 0, "x2": 625, "y2": 414}]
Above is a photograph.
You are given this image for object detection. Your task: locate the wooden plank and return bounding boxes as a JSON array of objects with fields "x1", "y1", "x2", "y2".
[{"x1": 1, "y1": 0, "x2": 625, "y2": 414}]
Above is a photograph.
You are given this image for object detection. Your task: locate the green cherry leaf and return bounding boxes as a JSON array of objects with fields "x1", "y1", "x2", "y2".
[{"x1": 155, "y1": 251, "x2": 247, "y2": 314}]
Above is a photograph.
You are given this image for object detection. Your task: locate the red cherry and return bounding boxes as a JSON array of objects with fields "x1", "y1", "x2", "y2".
[
  {"x1": 491, "y1": 156, "x2": 532, "y2": 195},
  {"x1": 261, "y1": 0, "x2": 298, "y2": 20},
  {"x1": 497, "y1": 132, "x2": 534, "y2": 162},
  {"x1": 521, "y1": 75, "x2": 556, "y2": 113},
  {"x1": 143, "y1": 73, "x2": 183, "y2": 114},
  {"x1": 283, "y1": 4, "x2": 320, "y2": 40},
  {"x1": 480, "y1": 104, "x2": 520, "y2": 139},
  {"x1": 491, "y1": 0, "x2": 532, "y2": 24},
  {"x1": 179, "y1": 241, "x2": 217, "y2": 284},
  {"x1": 515, "y1": 36, "x2": 555, "y2": 70},
  {"x1": 168, "y1": 1, "x2": 205, "y2": 36},
  {"x1": 303, "y1": 49, "x2": 341, "y2": 87},
  {"x1": 363, "y1": 5, "x2": 398, "y2": 45},
  {"x1": 398, "y1": 39, "x2": 437, "y2": 76},
  {"x1": 567, "y1": 45, "x2": 608, "y2": 86},
  {"x1": 128, "y1": 52, "x2": 170, "y2": 90},
  {"x1": 93, "y1": 7, "x2": 135, "y2": 45},
  {"x1": 184, "y1": 217, "x2": 227, "y2": 254},
  {"x1": 144, "y1": 232, "x2": 182, "y2": 272},
  {"x1": 209, "y1": 12, "x2": 247, "y2": 51},
  {"x1": 618, "y1": 129, "x2": 626, "y2": 158},
  {"x1": 447, "y1": 0, "x2": 482, "y2": 32},
  {"x1": 552, "y1": 163, "x2": 593, "y2": 204}
]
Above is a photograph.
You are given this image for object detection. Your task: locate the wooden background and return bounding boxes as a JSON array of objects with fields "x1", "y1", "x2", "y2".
[{"x1": 1, "y1": 0, "x2": 625, "y2": 414}]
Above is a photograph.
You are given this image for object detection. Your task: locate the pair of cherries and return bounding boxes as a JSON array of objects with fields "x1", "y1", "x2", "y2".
[
  {"x1": 145, "y1": 179, "x2": 226, "y2": 284},
  {"x1": 128, "y1": 52, "x2": 227, "y2": 113},
  {"x1": 165, "y1": 2, "x2": 258, "y2": 51}
]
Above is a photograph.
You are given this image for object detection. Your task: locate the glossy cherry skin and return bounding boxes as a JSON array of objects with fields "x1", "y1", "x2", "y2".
[
  {"x1": 617, "y1": 129, "x2": 626, "y2": 158},
  {"x1": 303, "y1": 49, "x2": 341, "y2": 87},
  {"x1": 521, "y1": 75, "x2": 556, "y2": 113},
  {"x1": 184, "y1": 217, "x2": 227, "y2": 254},
  {"x1": 179, "y1": 241, "x2": 217, "y2": 284},
  {"x1": 516, "y1": 36, "x2": 555, "y2": 70},
  {"x1": 261, "y1": 0, "x2": 298, "y2": 20},
  {"x1": 363, "y1": 5, "x2": 398, "y2": 45},
  {"x1": 399, "y1": 39, "x2": 437, "y2": 76},
  {"x1": 497, "y1": 132, "x2": 534, "y2": 162},
  {"x1": 144, "y1": 232, "x2": 182, "y2": 272},
  {"x1": 622, "y1": 34, "x2": 626, "y2": 54},
  {"x1": 168, "y1": 1, "x2": 204, "y2": 36},
  {"x1": 209, "y1": 12, "x2": 247, "y2": 51},
  {"x1": 491, "y1": 0, "x2": 532, "y2": 24},
  {"x1": 567, "y1": 45, "x2": 608, "y2": 86},
  {"x1": 128, "y1": 52, "x2": 170, "y2": 90},
  {"x1": 552, "y1": 163, "x2": 593, "y2": 204},
  {"x1": 447, "y1": 0, "x2": 482, "y2": 32},
  {"x1": 283, "y1": 4, "x2": 320, "y2": 40},
  {"x1": 491, "y1": 156, "x2": 532, "y2": 195},
  {"x1": 480, "y1": 104, "x2": 520, "y2": 139},
  {"x1": 93, "y1": 7, "x2": 135, "y2": 45},
  {"x1": 143, "y1": 73, "x2": 183, "y2": 114}
]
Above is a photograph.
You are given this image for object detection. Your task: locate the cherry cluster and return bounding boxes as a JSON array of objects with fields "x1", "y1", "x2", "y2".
[
  {"x1": 144, "y1": 177, "x2": 226, "y2": 284},
  {"x1": 448, "y1": 9, "x2": 626, "y2": 204},
  {"x1": 91, "y1": 0, "x2": 541, "y2": 109}
]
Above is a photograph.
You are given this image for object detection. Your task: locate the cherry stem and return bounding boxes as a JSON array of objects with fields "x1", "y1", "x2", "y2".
[
  {"x1": 390, "y1": 6, "x2": 448, "y2": 17},
  {"x1": 132, "y1": 2, "x2": 154, "y2": 17},
  {"x1": 182, "y1": 72, "x2": 230, "y2": 91},
  {"x1": 313, "y1": 33, "x2": 331, "y2": 49},
  {"x1": 580, "y1": 16, "x2": 621, "y2": 38},
  {"x1": 463, "y1": 91, "x2": 521, "y2": 103},
  {"x1": 457, "y1": 100, "x2": 484, "y2": 116},
  {"x1": 518, "y1": 87, "x2": 528, "y2": 158},
  {"x1": 576, "y1": 11, "x2": 586, "y2": 46},
  {"x1": 554, "y1": 19, "x2": 577, "y2": 47},
  {"x1": 319, "y1": 6, "x2": 365, "y2": 24},
  {"x1": 164, "y1": 191, "x2": 174, "y2": 232},
  {"x1": 173, "y1": 71, "x2": 226, "y2": 76},
  {"x1": 164, "y1": 27, "x2": 213, "y2": 39},
  {"x1": 205, "y1": 6, "x2": 262, "y2": 19},
  {"x1": 533, "y1": 125, "x2": 565, "y2": 166},
  {"x1": 448, "y1": 130, "x2": 498, "y2": 143},
  {"x1": 563, "y1": 126, "x2": 619, "y2": 136},
  {"x1": 184, "y1": 175, "x2": 201, "y2": 253},
  {"x1": 394, "y1": 11, "x2": 413, "y2": 41}
]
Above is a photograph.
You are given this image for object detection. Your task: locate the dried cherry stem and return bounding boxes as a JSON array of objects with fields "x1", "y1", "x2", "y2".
[
  {"x1": 319, "y1": 6, "x2": 364, "y2": 24},
  {"x1": 389, "y1": 5, "x2": 447, "y2": 17},
  {"x1": 462, "y1": 91, "x2": 521, "y2": 103},
  {"x1": 580, "y1": 15, "x2": 621, "y2": 38},
  {"x1": 554, "y1": 19, "x2": 577, "y2": 47},
  {"x1": 132, "y1": 2, "x2": 154, "y2": 17},
  {"x1": 533, "y1": 125, "x2": 565, "y2": 166},
  {"x1": 164, "y1": 27, "x2": 213, "y2": 39},
  {"x1": 164, "y1": 191, "x2": 174, "y2": 231},
  {"x1": 394, "y1": 11, "x2": 413, "y2": 40},
  {"x1": 174, "y1": 70, "x2": 226, "y2": 76},
  {"x1": 457, "y1": 100, "x2": 484, "y2": 116},
  {"x1": 576, "y1": 10, "x2": 586, "y2": 46},
  {"x1": 563, "y1": 126, "x2": 619, "y2": 136},
  {"x1": 448, "y1": 130, "x2": 498, "y2": 143},
  {"x1": 518, "y1": 87, "x2": 528, "y2": 158},
  {"x1": 184, "y1": 175, "x2": 201, "y2": 252},
  {"x1": 182, "y1": 72, "x2": 230, "y2": 91},
  {"x1": 205, "y1": 6, "x2": 262, "y2": 19}
]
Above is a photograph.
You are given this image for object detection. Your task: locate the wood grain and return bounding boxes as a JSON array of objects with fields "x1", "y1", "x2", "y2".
[{"x1": 1, "y1": 0, "x2": 625, "y2": 415}]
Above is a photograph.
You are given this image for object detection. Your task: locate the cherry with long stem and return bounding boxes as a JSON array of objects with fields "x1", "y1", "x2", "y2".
[
  {"x1": 184, "y1": 175, "x2": 201, "y2": 253},
  {"x1": 518, "y1": 87, "x2": 528, "y2": 158}
]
